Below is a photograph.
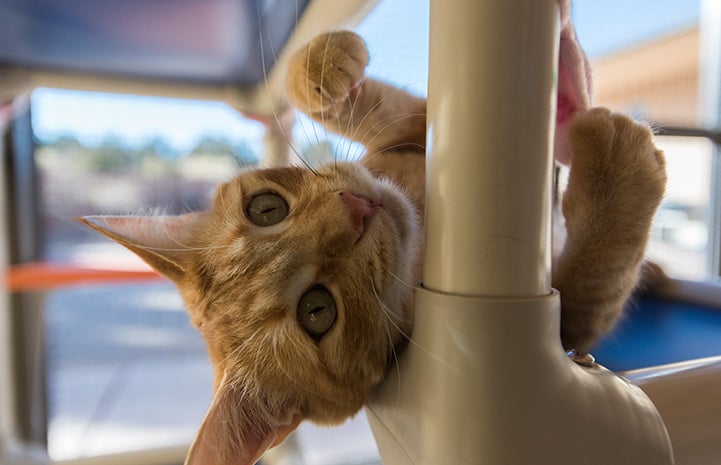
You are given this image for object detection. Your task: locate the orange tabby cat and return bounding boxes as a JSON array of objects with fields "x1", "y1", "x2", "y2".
[{"x1": 80, "y1": 30, "x2": 666, "y2": 465}]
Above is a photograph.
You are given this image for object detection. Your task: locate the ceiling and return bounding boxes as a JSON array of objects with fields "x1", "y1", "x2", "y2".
[
  {"x1": 0, "y1": 0, "x2": 310, "y2": 86},
  {"x1": 0, "y1": 0, "x2": 379, "y2": 116}
]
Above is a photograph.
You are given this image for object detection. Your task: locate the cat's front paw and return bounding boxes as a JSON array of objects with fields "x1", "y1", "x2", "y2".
[
  {"x1": 563, "y1": 108, "x2": 667, "y2": 240},
  {"x1": 286, "y1": 30, "x2": 369, "y2": 115}
]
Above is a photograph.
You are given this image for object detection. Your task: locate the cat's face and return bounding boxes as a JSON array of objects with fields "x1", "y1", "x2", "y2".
[
  {"x1": 80, "y1": 161, "x2": 419, "y2": 464},
  {"x1": 190, "y1": 161, "x2": 419, "y2": 413}
]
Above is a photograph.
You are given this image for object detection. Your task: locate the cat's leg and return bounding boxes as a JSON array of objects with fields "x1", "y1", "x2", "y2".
[
  {"x1": 553, "y1": 108, "x2": 666, "y2": 351},
  {"x1": 286, "y1": 31, "x2": 426, "y2": 154}
]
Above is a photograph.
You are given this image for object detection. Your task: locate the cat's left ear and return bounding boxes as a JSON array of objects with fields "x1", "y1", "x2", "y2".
[
  {"x1": 555, "y1": 0, "x2": 593, "y2": 165},
  {"x1": 78, "y1": 213, "x2": 206, "y2": 283},
  {"x1": 185, "y1": 373, "x2": 302, "y2": 465}
]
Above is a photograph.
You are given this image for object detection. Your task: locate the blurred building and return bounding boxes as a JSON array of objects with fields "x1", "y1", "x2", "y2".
[{"x1": 592, "y1": 26, "x2": 700, "y2": 127}]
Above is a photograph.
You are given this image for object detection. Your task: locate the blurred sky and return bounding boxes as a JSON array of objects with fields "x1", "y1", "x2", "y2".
[
  {"x1": 574, "y1": 0, "x2": 699, "y2": 57},
  {"x1": 31, "y1": 0, "x2": 702, "y2": 152}
]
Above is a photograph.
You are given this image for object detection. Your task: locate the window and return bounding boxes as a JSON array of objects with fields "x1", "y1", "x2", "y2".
[
  {"x1": 574, "y1": 0, "x2": 720, "y2": 281},
  {"x1": 356, "y1": 0, "x2": 719, "y2": 281},
  {"x1": 2, "y1": 1, "x2": 720, "y2": 465},
  {"x1": 30, "y1": 89, "x2": 265, "y2": 459},
  {"x1": 649, "y1": 136, "x2": 713, "y2": 280}
]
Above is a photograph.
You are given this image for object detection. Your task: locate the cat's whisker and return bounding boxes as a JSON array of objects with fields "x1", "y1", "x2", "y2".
[
  {"x1": 209, "y1": 181, "x2": 244, "y2": 247},
  {"x1": 318, "y1": 39, "x2": 337, "y2": 169},
  {"x1": 132, "y1": 244, "x2": 228, "y2": 253},
  {"x1": 274, "y1": 110, "x2": 318, "y2": 176},
  {"x1": 301, "y1": 44, "x2": 323, "y2": 170},
  {"x1": 375, "y1": 140, "x2": 426, "y2": 153},
  {"x1": 375, "y1": 164, "x2": 417, "y2": 206},
  {"x1": 370, "y1": 282, "x2": 457, "y2": 374},
  {"x1": 293, "y1": 111, "x2": 327, "y2": 171},
  {"x1": 270, "y1": 327, "x2": 314, "y2": 396},
  {"x1": 339, "y1": 75, "x2": 366, "y2": 165},
  {"x1": 215, "y1": 181, "x2": 248, "y2": 244},
  {"x1": 309, "y1": 71, "x2": 370, "y2": 165},
  {"x1": 380, "y1": 303, "x2": 403, "y2": 413},
  {"x1": 109, "y1": 219, "x2": 228, "y2": 255},
  {"x1": 345, "y1": 82, "x2": 403, "y2": 142},
  {"x1": 219, "y1": 339, "x2": 249, "y2": 373},
  {"x1": 346, "y1": 82, "x2": 423, "y2": 146},
  {"x1": 256, "y1": 10, "x2": 318, "y2": 174},
  {"x1": 369, "y1": 279, "x2": 403, "y2": 404},
  {"x1": 354, "y1": 112, "x2": 426, "y2": 153},
  {"x1": 269, "y1": 106, "x2": 313, "y2": 172},
  {"x1": 222, "y1": 325, "x2": 277, "y2": 388},
  {"x1": 334, "y1": 80, "x2": 357, "y2": 166},
  {"x1": 344, "y1": 109, "x2": 375, "y2": 163},
  {"x1": 381, "y1": 265, "x2": 417, "y2": 291}
]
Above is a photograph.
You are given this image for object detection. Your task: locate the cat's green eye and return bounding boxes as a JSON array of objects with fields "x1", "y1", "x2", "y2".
[
  {"x1": 298, "y1": 285, "x2": 337, "y2": 340},
  {"x1": 246, "y1": 192, "x2": 289, "y2": 227}
]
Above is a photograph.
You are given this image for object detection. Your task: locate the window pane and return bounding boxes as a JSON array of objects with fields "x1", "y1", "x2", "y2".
[
  {"x1": 647, "y1": 136, "x2": 713, "y2": 280},
  {"x1": 574, "y1": 0, "x2": 701, "y2": 128},
  {"x1": 46, "y1": 282, "x2": 212, "y2": 458},
  {"x1": 572, "y1": 0, "x2": 717, "y2": 280},
  {"x1": 31, "y1": 88, "x2": 264, "y2": 459},
  {"x1": 592, "y1": 27, "x2": 700, "y2": 127}
]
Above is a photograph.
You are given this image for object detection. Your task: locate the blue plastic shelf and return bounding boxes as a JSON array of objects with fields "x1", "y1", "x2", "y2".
[{"x1": 593, "y1": 297, "x2": 721, "y2": 372}]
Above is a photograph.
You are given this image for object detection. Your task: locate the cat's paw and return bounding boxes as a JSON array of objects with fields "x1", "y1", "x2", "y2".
[
  {"x1": 563, "y1": 108, "x2": 667, "y2": 240},
  {"x1": 556, "y1": 109, "x2": 666, "y2": 351},
  {"x1": 286, "y1": 30, "x2": 369, "y2": 115}
]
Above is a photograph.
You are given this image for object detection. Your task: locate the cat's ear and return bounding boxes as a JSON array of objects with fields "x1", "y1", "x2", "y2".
[
  {"x1": 78, "y1": 213, "x2": 206, "y2": 283},
  {"x1": 186, "y1": 373, "x2": 302, "y2": 465},
  {"x1": 555, "y1": 0, "x2": 593, "y2": 165}
]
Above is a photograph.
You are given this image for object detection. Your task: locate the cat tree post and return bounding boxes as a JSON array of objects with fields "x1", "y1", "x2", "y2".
[{"x1": 366, "y1": 0, "x2": 674, "y2": 463}]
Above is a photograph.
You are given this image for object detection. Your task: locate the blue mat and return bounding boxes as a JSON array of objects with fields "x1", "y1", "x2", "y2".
[{"x1": 592, "y1": 297, "x2": 721, "y2": 372}]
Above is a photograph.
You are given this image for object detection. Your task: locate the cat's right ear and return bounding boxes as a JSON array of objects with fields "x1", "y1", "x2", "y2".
[
  {"x1": 185, "y1": 372, "x2": 302, "y2": 465},
  {"x1": 78, "y1": 213, "x2": 206, "y2": 283}
]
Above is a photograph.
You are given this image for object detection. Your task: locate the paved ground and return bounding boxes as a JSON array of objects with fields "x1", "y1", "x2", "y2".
[
  {"x1": 45, "y1": 280, "x2": 211, "y2": 459},
  {"x1": 44, "y1": 266, "x2": 380, "y2": 464}
]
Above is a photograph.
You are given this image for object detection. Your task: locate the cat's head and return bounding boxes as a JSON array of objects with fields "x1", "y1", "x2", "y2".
[{"x1": 80, "y1": 161, "x2": 419, "y2": 465}]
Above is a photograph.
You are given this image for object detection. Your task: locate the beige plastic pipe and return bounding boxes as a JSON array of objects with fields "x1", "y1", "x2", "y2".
[
  {"x1": 366, "y1": 1, "x2": 674, "y2": 463},
  {"x1": 422, "y1": 1, "x2": 555, "y2": 297}
]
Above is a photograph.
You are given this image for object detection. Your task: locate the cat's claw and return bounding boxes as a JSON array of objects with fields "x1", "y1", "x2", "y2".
[{"x1": 286, "y1": 30, "x2": 369, "y2": 115}]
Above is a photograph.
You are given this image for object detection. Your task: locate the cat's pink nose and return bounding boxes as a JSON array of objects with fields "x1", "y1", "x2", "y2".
[{"x1": 339, "y1": 191, "x2": 379, "y2": 235}]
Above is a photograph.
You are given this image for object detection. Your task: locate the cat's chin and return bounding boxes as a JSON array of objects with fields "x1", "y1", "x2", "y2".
[{"x1": 301, "y1": 393, "x2": 367, "y2": 426}]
